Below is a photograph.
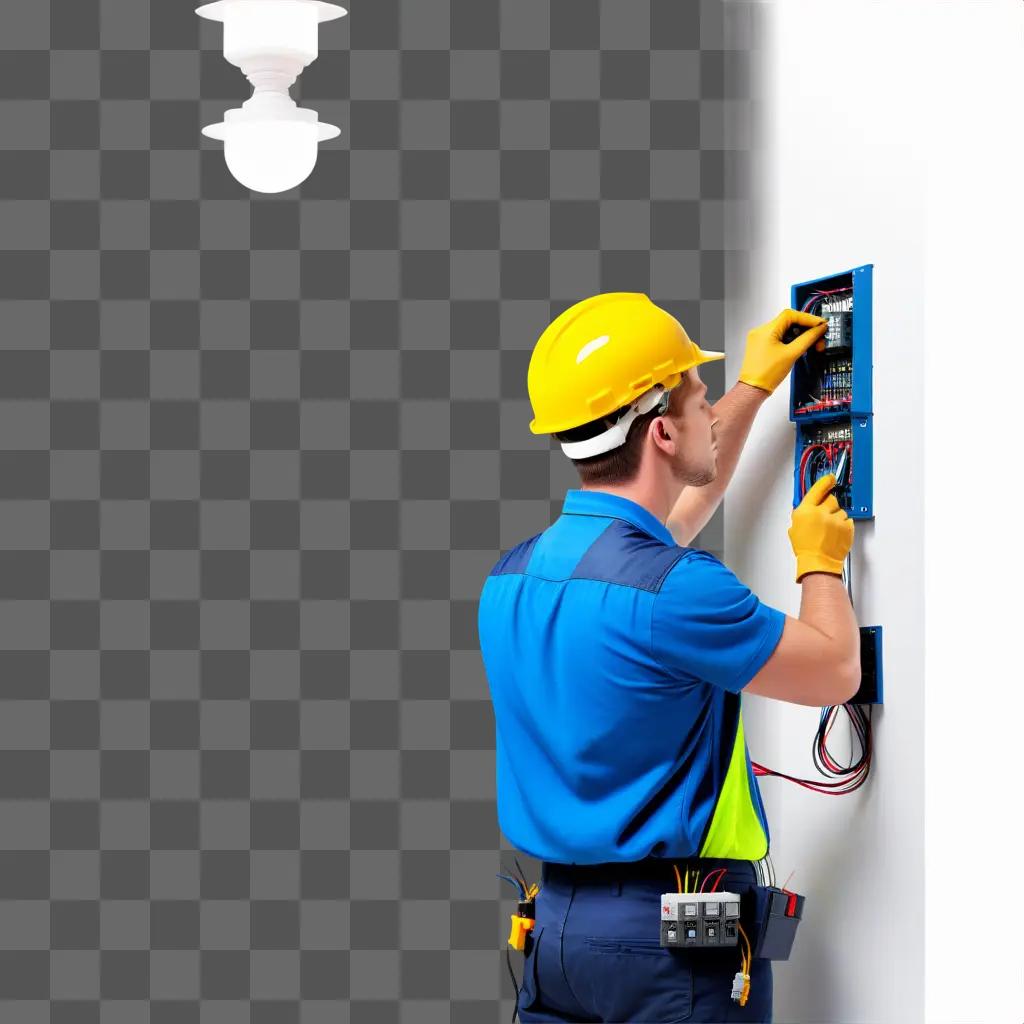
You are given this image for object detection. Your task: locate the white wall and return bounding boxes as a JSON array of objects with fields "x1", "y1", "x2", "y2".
[
  {"x1": 727, "y1": 3, "x2": 1024, "y2": 1021},
  {"x1": 920, "y1": 5, "x2": 1024, "y2": 1023},
  {"x1": 725, "y1": 4, "x2": 929, "y2": 1021}
]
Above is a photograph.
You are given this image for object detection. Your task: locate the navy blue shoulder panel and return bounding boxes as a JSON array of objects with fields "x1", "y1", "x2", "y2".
[
  {"x1": 571, "y1": 520, "x2": 691, "y2": 593},
  {"x1": 489, "y1": 532, "x2": 543, "y2": 577}
]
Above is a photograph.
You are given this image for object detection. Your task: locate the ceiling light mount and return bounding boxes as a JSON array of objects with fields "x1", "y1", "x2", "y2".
[{"x1": 197, "y1": 0, "x2": 347, "y2": 193}]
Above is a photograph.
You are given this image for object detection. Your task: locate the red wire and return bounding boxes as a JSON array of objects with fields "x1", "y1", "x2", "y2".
[
  {"x1": 698, "y1": 868, "x2": 728, "y2": 893},
  {"x1": 798, "y1": 444, "x2": 822, "y2": 497},
  {"x1": 756, "y1": 754, "x2": 870, "y2": 786},
  {"x1": 699, "y1": 868, "x2": 728, "y2": 893},
  {"x1": 759, "y1": 774, "x2": 865, "y2": 796},
  {"x1": 821, "y1": 703, "x2": 873, "y2": 778},
  {"x1": 819, "y1": 742, "x2": 845, "y2": 775},
  {"x1": 751, "y1": 759, "x2": 869, "y2": 795}
]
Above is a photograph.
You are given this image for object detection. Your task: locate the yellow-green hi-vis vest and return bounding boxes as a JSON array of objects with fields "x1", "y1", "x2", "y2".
[{"x1": 698, "y1": 705, "x2": 769, "y2": 861}]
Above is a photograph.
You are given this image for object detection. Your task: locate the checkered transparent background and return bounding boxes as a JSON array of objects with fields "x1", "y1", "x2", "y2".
[{"x1": 0, "y1": 0, "x2": 761, "y2": 1019}]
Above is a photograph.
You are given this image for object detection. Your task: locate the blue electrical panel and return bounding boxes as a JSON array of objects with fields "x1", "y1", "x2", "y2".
[
  {"x1": 788, "y1": 263, "x2": 874, "y2": 520},
  {"x1": 787, "y1": 264, "x2": 881, "y2": 706}
]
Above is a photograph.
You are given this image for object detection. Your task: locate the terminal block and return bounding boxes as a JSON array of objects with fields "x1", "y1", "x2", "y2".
[{"x1": 660, "y1": 892, "x2": 741, "y2": 948}]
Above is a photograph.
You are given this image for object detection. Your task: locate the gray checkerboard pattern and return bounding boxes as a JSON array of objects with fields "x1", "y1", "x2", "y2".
[{"x1": 0, "y1": 0, "x2": 761, "y2": 1019}]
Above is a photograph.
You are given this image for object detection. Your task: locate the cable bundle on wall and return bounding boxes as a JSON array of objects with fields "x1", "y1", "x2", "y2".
[{"x1": 752, "y1": 702, "x2": 872, "y2": 796}]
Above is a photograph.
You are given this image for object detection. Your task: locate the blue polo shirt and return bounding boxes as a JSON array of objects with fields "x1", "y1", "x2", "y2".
[{"x1": 477, "y1": 488, "x2": 787, "y2": 865}]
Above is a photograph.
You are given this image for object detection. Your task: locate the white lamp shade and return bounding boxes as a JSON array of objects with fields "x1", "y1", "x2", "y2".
[
  {"x1": 197, "y1": 0, "x2": 347, "y2": 69},
  {"x1": 231, "y1": 1, "x2": 317, "y2": 69},
  {"x1": 197, "y1": 0, "x2": 346, "y2": 23}
]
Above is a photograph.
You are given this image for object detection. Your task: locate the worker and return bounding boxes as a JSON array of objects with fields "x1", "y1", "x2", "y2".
[{"x1": 477, "y1": 293, "x2": 859, "y2": 1023}]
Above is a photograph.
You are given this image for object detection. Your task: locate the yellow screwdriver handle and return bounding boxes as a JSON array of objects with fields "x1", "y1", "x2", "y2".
[{"x1": 507, "y1": 915, "x2": 535, "y2": 952}]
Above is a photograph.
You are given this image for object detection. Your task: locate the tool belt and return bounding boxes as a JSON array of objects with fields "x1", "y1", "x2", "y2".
[{"x1": 539, "y1": 857, "x2": 804, "y2": 961}]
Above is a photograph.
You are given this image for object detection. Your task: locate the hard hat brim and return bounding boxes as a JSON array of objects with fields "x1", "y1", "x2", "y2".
[{"x1": 694, "y1": 348, "x2": 726, "y2": 364}]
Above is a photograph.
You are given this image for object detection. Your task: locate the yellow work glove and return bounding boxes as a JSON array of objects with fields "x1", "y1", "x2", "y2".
[
  {"x1": 788, "y1": 474, "x2": 855, "y2": 582},
  {"x1": 739, "y1": 309, "x2": 829, "y2": 395}
]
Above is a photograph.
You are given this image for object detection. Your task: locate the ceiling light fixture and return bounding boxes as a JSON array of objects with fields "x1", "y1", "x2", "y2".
[{"x1": 196, "y1": 0, "x2": 347, "y2": 194}]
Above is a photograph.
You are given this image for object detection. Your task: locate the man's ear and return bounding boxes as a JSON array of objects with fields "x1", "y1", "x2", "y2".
[{"x1": 650, "y1": 415, "x2": 677, "y2": 454}]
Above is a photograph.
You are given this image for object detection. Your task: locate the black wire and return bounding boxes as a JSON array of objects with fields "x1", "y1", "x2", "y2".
[
  {"x1": 507, "y1": 946, "x2": 520, "y2": 1023},
  {"x1": 811, "y1": 701, "x2": 872, "y2": 788},
  {"x1": 513, "y1": 857, "x2": 530, "y2": 892},
  {"x1": 506, "y1": 856, "x2": 533, "y2": 1023}
]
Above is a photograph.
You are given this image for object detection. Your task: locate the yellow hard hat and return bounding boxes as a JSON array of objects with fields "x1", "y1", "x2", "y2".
[{"x1": 527, "y1": 292, "x2": 725, "y2": 437}]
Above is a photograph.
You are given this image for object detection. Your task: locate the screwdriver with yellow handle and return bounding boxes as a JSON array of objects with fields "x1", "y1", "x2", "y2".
[{"x1": 507, "y1": 882, "x2": 540, "y2": 952}]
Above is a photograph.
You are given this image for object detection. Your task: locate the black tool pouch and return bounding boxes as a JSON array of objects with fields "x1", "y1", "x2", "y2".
[{"x1": 741, "y1": 885, "x2": 806, "y2": 961}]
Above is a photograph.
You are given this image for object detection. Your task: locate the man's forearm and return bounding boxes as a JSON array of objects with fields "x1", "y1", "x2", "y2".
[
  {"x1": 666, "y1": 381, "x2": 768, "y2": 546},
  {"x1": 799, "y1": 573, "x2": 861, "y2": 683}
]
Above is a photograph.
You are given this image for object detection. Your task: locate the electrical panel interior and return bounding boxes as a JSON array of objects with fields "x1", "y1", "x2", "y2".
[{"x1": 787, "y1": 264, "x2": 874, "y2": 520}]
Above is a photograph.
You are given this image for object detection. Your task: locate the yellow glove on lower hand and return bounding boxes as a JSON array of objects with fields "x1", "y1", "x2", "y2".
[
  {"x1": 788, "y1": 474, "x2": 855, "y2": 582},
  {"x1": 739, "y1": 310, "x2": 829, "y2": 394}
]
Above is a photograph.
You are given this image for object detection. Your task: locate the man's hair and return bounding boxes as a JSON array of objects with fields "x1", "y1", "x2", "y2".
[{"x1": 555, "y1": 375, "x2": 689, "y2": 486}]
